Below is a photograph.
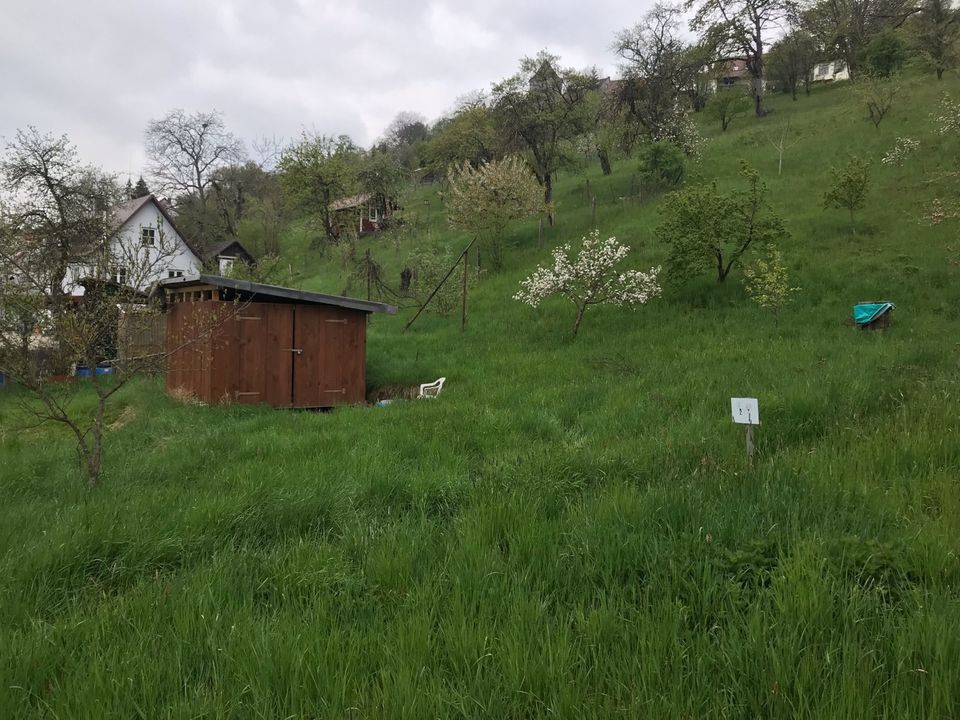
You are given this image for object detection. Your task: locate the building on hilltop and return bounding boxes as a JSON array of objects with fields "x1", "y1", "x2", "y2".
[
  {"x1": 63, "y1": 193, "x2": 203, "y2": 296},
  {"x1": 208, "y1": 239, "x2": 255, "y2": 276},
  {"x1": 812, "y1": 60, "x2": 850, "y2": 83},
  {"x1": 331, "y1": 193, "x2": 396, "y2": 236}
]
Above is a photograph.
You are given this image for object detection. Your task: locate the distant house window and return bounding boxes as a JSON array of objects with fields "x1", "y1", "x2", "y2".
[
  {"x1": 114, "y1": 266, "x2": 128, "y2": 286},
  {"x1": 167, "y1": 270, "x2": 184, "y2": 279},
  {"x1": 218, "y1": 256, "x2": 235, "y2": 275},
  {"x1": 369, "y1": 205, "x2": 379, "y2": 222},
  {"x1": 141, "y1": 227, "x2": 156, "y2": 246}
]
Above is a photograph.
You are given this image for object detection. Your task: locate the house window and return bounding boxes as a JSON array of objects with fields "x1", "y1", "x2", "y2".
[
  {"x1": 167, "y1": 270, "x2": 184, "y2": 279},
  {"x1": 369, "y1": 205, "x2": 379, "y2": 222},
  {"x1": 114, "y1": 266, "x2": 128, "y2": 286},
  {"x1": 141, "y1": 227, "x2": 156, "y2": 246}
]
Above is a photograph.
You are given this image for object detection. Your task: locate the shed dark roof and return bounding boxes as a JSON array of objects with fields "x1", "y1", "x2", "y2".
[{"x1": 159, "y1": 274, "x2": 397, "y2": 315}]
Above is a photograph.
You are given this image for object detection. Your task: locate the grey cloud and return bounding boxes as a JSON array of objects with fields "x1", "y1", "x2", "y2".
[{"x1": 0, "y1": 0, "x2": 647, "y2": 177}]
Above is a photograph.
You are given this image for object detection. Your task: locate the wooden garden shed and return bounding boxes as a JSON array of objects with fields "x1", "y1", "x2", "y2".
[{"x1": 161, "y1": 275, "x2": 396, "y2": 408}]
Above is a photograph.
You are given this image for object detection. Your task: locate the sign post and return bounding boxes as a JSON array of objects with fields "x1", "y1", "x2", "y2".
[{"x1": 731, "y1": 397, "x2": 760, "y2": 463}]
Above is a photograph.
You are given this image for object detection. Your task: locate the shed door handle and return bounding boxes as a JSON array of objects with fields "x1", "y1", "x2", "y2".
[
  {"x1": 283, "y1": 348, "x2": 303, "y2": 355},
  {"x1": 326, "y1": 319, "x2": 348, "y2": 324},
  {"x1": 324, "y1": 388, "x2": 346, "y2": 394}
]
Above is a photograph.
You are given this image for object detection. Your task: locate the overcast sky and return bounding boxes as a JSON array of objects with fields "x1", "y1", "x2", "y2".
[{"x1": 0, "y1": 0, "x2": 650, "y2": 180}]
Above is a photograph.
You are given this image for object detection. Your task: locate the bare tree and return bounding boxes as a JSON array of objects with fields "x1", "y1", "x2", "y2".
[
  {"x1": 767, "y1": 121, "x2": 801, "y2": 174},
  {"x1": 614, "y1": 5, "x2": 701, "y2": 140},
  {"x1": 251, "y1": 135, "x2": 286, "y2": 171},
  {"x1": 0, "y1": 129, "x2": 115, "y2": 306},
  {"x1": 0, "y1": 130, "x2": 237, "y2": 485},
  {"x1": 144, "y1": 109, "x2": 245, "y2": 242},
  {"x1": 688, "y1": 0, "x2": 796, "y2": 116},
  {"x1": 380, "y1": 112, "x2": 430, "y2": 149},
  {"x1": 855, "y1": 72, "x2": 902, "y2": 127}
]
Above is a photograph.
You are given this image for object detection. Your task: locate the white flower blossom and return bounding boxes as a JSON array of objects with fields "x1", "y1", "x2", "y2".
[
  {"x1": 931, "y1": 93, "x2": 960, "y2": 136},
  {"x1": 651, "y1": 104, "x2": 705, "y2": 161},
  {"x1": 881, "y1": 137, "x2": 919, "y2": 167},
  {"x1": 514, "y1": 229, "x2": 661, "y2": 334}
]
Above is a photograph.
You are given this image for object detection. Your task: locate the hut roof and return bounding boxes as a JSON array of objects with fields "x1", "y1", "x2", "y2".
[
  {"x1": 159, "y1": 274, "x2": 397, "y2": 315},
  {"x1": 331, "y1": 193, "x2": 373, "y2": 211}
]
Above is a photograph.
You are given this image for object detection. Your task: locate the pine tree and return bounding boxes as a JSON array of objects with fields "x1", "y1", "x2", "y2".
[{"x1": 132, "y1": 176, "x2": 151, "y2": 198}]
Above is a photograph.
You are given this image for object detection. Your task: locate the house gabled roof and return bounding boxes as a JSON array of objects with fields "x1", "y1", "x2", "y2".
[
  {"x1": 111, "y1": 194, "x2": 203, "y2": 259},
  {"x1": 209, "y1": 239, "x2": 255, "y2": 263},
  {"x1": 331, "y1": 193, "x2": 373, "y2": 211},
  {"x1": 598, "y1": 77, "x2": 623, "y2": 95},
  {"x1": 719, "y1": 59, "x2": 750, "y2": 78},
  {"x1": 159, "y1": 274, "x2": 398, "y2": 315}
]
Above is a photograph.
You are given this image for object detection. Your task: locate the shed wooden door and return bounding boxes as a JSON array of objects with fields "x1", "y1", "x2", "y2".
[
  {"x1": 232, "y1": 304, "x2": 294, "y2": 406},
  {"x1": 292, "y1": 306, "x2": 366, "y2": 407}
]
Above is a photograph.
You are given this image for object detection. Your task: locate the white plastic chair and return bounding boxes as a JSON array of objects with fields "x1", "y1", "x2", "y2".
[{"x1": 418, "y1": 377, "x2": 446, "y2": 399}]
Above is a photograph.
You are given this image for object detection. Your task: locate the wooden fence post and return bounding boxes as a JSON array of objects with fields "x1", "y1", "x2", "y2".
[
  {"x1": 461, "y1": 250, "x2": 468, "y2": 332},
  {"x1": 365, "y1": 249, "x2": 372, "y2": 300}
]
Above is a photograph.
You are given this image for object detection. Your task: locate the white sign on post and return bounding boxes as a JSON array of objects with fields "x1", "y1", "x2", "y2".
[
  {"x1": 731, "y1": 397, "x2": 760, "y2": 463},
  {"x1": 731, "y1": 397, "x2": 760, "y2": 426}
]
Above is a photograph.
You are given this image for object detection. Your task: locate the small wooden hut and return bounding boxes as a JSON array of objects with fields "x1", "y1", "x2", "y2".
[{"x1": 161, "y1": 275, "x2": 396, "y2": 408}]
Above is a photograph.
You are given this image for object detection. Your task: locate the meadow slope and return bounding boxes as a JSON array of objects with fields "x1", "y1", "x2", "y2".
[{"x1": 2, "y1": 77, "x2": 960, "y2": 718}]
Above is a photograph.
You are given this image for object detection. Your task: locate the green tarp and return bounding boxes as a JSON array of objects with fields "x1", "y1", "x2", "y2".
[{"x1": 853, "y1": 302, "x2": 894, "y2": 326}]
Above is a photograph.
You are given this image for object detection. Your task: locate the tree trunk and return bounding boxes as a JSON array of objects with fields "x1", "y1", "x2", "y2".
[
  {"x1": 598, "y1": 148, "x2": 612, "y2": 176},
  {"x1": 937, "y1": 68, "x2": 944, "y2": 80},
  {"x1": 753, "y1": 87, "x2": 765, "y2": 117},
  {"x1": 573, "y1": 303, "x2": 587, "y2": 335},
  {"x1": 752, "y1": 34, "x2": 766, "y2": 117},
  {"x1": 717, "y1": 253, "x2": 728, "y2": 282},
  {"x1": 365, "y1": 249, "x2": 371, "y2": 300},
  {"x1": 461, "y1": 250, "x2": 468, "y2": 332},
  {"x1": 544, "y1": 174, "x2": 555, "y2": 226},
  {"x1": 82, "y1": 394, "x2": 107, "y2": 486}
]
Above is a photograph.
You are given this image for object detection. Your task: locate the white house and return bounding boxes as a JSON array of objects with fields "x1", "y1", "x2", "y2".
[
  {"x1": 812, "y1": 60, "x2": 850, "y2": 83},
  {"x1": 208, "y1": 239, "x2": 255, "y2": 275},
  {"x1": 64, "y1": 194, "x2": 203, "y2": 296}
]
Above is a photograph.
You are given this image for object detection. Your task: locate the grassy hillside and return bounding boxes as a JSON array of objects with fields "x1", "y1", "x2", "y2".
[{"x1": 2, "y1": 77, "x2": 960, "y2": 718}]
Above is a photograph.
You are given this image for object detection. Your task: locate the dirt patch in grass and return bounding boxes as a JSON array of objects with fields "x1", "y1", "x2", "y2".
[
  {"x1": 108, "y1": 406, "x2": 137, "y2": 431},
  {"x1": 366, "y1": 384, "x2": 420, "y2": 404}
]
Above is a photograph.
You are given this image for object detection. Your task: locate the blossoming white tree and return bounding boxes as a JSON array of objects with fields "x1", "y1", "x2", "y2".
[
  {"x1": 514, "y1": 229, "x2": 661, "y2": 335},
  {"x1": 881, "y1": 137, "x2": 920, "y2": 167}
]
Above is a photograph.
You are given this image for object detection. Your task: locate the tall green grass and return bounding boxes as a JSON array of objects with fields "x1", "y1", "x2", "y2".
[{"x1": 2, "y1": 76, "x2": 959, "y2": 718}]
